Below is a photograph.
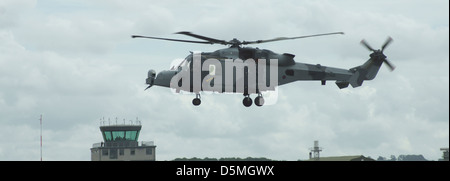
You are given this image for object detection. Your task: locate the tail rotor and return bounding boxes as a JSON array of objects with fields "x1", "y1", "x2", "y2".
[{"x1": 360, "y1": 37, "x2": 395, "y2": 71}]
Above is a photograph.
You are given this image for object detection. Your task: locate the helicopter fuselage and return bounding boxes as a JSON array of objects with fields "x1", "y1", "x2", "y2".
[{"x1": 148, "y1": 46, "x2": 353, "y2": 95}]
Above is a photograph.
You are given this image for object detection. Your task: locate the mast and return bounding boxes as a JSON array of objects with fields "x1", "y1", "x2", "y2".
[{"x1": 40, "y1": 114, "x2": 42, "y2": 161}]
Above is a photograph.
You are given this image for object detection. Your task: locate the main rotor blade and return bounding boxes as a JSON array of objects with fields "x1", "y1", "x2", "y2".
[
  {"x1": 175, "y1": 31, "x2": 229, "y2": 45},
  {"x1": 131, "y1": 35, "x2": 212, "y2": 44},
  {"x1": 381, "y1": 36, "x2": 393, "y2": 52},
  {"x1": 360, "y1": 39, "x2": 376, "y2": 52},
  {"x1": 242, "y1": 32, "x2": 344, "y2": 45},
  {"x1": 383, "y1": 59, "x2": 396, "y2": 71}
]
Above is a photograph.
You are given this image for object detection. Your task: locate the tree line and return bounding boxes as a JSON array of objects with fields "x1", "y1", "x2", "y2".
[
  {"x1": 173, "y1": 157, "x2": 274, "y2": 161},
  {"x1": 172, "y1": 154, "x2": 429, "y2": 161},
  {"x1": 376, "y1": 154, "x2": 427, "y2": 161}
]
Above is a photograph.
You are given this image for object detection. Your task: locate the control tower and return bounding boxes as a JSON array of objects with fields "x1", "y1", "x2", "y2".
[{"x1": 90, "y1": 119, "x2": 156, "y2": 161}]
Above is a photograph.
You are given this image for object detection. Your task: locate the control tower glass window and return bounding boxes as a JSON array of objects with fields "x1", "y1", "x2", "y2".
[
  {"x1": 112, "y1": 131, "x2": 125, "y2": 141},
  {"x1": 103, "y1": 131, "x2": 112, "y2": 141},
  {"x1": 125, "y1": 131, "x2": 139, "y2": 141}
]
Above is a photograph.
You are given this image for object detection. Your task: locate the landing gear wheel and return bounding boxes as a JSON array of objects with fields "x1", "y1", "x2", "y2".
[
  {"x1": 255, "y1": 96, "x2": 264, "y2": 107},
  {"x1": 243, "y1": 97, "x2": 253, "y2": 107},
  {"x1": 192, "y1": 98, "x2": 201, "y2": 106}
]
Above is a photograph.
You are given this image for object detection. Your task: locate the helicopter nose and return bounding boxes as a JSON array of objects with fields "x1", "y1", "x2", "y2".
[{"x1": 151, "y1": 70, "x2": 178, "y2": 88}]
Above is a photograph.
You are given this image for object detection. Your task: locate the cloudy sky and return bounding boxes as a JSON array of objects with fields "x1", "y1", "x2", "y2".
[{"x1": 0, "y1": 0, "x2": 448, "y2": 161}]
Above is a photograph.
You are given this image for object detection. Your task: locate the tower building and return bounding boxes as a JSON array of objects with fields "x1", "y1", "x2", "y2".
[
  {"x1": 91, "y1": 120, "x2": 156, "y2": 161},
  {"x1": 309, "y1": 140, "x2": 323, "y2": 160}
]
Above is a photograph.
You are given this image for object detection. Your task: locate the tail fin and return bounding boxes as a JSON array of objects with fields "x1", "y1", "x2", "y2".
[{"x1": 348, "y1": 57, "x2": 383, "y2": 88}]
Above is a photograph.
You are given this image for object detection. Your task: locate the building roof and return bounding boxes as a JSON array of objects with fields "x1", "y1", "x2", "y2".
[{"x1": 305, "y1": 155, "x2": 375, "y2": 161}]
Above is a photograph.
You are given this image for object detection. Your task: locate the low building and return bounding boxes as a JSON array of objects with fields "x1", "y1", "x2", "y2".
[
  {"x1": 439, "y1": 148, "x2": 449, "y2": 161},
  {"x1": 305, "y1": 155, "x2": 375, "y2": 161},
  {"x1": 90, "y1": 122, "x2": 156, "y2": 161}
]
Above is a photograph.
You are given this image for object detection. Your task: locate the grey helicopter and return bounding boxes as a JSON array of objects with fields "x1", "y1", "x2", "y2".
[{"x1": 132, "y1": 31, "x2": 394, "y2": 107}]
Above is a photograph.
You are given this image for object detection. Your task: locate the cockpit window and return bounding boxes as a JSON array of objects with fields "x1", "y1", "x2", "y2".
[
  {"x1": 178, "y1": 59, "x2": 187, "y2": 68},
  {"x1": 177, "y1": 54, "x2": 192, "y2": 70}
]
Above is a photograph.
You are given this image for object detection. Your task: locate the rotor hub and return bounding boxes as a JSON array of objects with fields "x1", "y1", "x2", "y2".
[
  {"x1": 370, "y1": 50, "x2": 386, "y2": 59},
  {"x1": 229, "y1": 38, "x2": 242, "y2": 47}
]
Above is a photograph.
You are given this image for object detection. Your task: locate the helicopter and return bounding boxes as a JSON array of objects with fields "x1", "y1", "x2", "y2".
[{"x1": 131, "y1": 31, "x2": 394, "y2": 107}]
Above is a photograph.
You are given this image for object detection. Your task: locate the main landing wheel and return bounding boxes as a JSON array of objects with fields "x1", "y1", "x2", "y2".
[
  {"x1": 192, "y1": 98, "x2": 201, "y2": 106},
  {"x1": 243, "y1": 97, "x2": 252, "y2": 107},
  {"x1": 255, "y1": 96, "x2": 264, "y2": 107}
]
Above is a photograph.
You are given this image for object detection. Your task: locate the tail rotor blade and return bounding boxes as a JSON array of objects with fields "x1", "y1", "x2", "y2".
[
  {"x1": 381, "y1": 37, "x2": 393, "y2": 52},
  {"x1": 383, "y1": 59, "x2": 396, "y2": 71},
  {"x1": 361, "y1": 39, "x2": 376, "y2": 52}
]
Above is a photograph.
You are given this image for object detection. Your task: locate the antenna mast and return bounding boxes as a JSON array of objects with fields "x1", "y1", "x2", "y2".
[
  {"x1": 40, "y1": 114, "x2": 42, "y2": 161},
  {"x1": 309, "y1": 140, "x2": 323, "y2": 160}
]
